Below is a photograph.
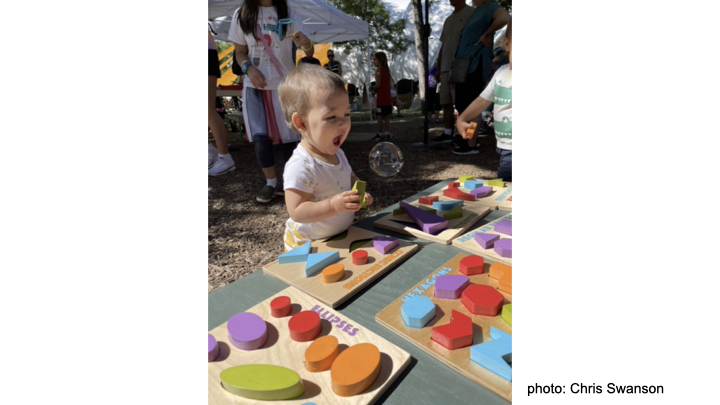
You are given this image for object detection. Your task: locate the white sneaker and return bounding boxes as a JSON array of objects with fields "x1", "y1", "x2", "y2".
[
  {"x1": 208, "y1": 143, "x2": 218, "y2": 169},
  {"x1": 208, "y1": 156, "x2": 236, "y2": 176}
]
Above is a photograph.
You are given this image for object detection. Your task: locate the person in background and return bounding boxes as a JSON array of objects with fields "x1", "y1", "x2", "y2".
[
  {"x1": 229, "y1": 0, "x2": 313, "y2": 203},
  {"x1": 209, "y1": 29, "x2": 236, "y2": 175},
  {"x1": 431, "y1": 0, "x2": 475, "y2": 144},
  {"x1": 323, "y1": 49, "x2": 342, "y2": 77},
  {"x1": 457, "y1": 16, "x2": 511, "y2": 181},
  {"x1": 452, "y1": 0, "x2": 509, "y2": 155},
  {"x1": 298, "y1": 45, "x2": 321, "y2": 66},
  {"x1": 370, "y1": 52, "x2": 393, "y2": 141},
  {"x1": 231, "y1": 96, "x2": 241, "y2": 111}
]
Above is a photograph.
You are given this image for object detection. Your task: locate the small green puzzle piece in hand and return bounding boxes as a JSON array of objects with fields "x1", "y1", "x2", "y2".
[{"x1": 352, "y1": 180, "x2": 367, "y2": 209}]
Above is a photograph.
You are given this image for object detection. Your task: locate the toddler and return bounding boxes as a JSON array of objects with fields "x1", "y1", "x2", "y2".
[
  {"x1": 457, "y1": 16, "x2": 512, "y2": 182},
  {"x1": 278, "y1": 64, "x2": 374, "y2": 250}
]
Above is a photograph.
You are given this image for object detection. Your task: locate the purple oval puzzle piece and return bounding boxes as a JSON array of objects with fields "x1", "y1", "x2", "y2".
[
  {"x1": 373, "y1": 236, "x2": 399, "y2": 254},
  {"x1": 494, "y1": 220, "x2": 512, "y2": 236},
  {"x1": 494, "y1": 239, "x2": 512, "y2": 258},
  {"x1": 475, "y1": 233, "x2": 500, "y2": 249},
  {"x1": 227, "y1": 312, "x2": 268, "y2": 350},
  {"x1": 470, "y1": 186, "x2": 494, "y2": 198},
  {"x1": 434, "y1": 275, "x2": 470, "y2": 299},
  {"x1": 209, "y1": 333, "x2": 220, "y2": 362}
]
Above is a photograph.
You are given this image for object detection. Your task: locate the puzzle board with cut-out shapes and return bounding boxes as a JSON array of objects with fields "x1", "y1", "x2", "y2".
[
  {"x1": 372, "y1": 199, "x2": 492, "y2": 245},
  {"x1": 452, "y1": 212, "x2": 512, "y2": 266},
  {"x1": 263, "y1": 226, "x2": 418, "y2": 308},
  {"x1": 209, "y1": 286, "x2": 411, "y2": 405},
  {"x1": 428, "y1": 179, "x2": 512, "y2": 211},
  {"x1": 375, "y1": 253, "x2": 512, "y2": 402}
]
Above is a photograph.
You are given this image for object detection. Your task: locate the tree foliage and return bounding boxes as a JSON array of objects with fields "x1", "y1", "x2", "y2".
[{"x1": 324, "y1": 0, "x2": 412, "y2": 55}]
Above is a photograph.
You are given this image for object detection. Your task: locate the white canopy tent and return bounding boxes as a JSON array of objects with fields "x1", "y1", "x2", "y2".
[
  {"x1": 337, "y1": 1, "x2": 506, "y2": 90},
  {"x1": 209, "y1": 0, "x2": 369, "y2": 44}
]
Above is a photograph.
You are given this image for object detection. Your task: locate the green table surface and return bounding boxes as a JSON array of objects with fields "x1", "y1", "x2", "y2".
[{"x1": 209, "y1": 179, "x2": 511, "y2": 404}]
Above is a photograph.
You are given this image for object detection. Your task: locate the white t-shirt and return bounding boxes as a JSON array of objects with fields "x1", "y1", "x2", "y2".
[
  {"x1": 283, "y1": 144, "x2": 354, "y2": 248},
  {"x1": 481, "y1": 65, "x2": 512, "y2": 150},
  {"x1": 228, "y1": 4, "x2": 306, "y2": 90},
  {"x1": 439, "y1": 5, "x2": 475, "y2": 72}
]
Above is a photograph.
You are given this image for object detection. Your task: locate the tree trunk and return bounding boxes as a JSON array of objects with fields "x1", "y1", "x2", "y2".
[{"x1": 410, "y1": 0, "x2": 426, "y2": 102}]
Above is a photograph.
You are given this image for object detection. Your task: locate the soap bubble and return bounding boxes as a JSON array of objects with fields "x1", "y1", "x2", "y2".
[
  {"x1": 369, "y1": 142, "x2": 404, "y2": 177},
  {"x1": 481, "y1": 111, "x2": 493, "y2": 124}
]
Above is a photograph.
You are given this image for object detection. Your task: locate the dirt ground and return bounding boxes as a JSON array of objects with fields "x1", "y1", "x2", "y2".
[{"x1": 208, "y1": 109, "x2": 501, "y2": 293}]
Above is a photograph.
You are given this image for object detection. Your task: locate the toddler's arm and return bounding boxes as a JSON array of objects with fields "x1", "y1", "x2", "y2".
[
  {"x1": 457, "y1": 96, "x2": 493, "y2": 139},
  {"x1": 286, "y1": 188, "x2": 362, "y2": 224}
]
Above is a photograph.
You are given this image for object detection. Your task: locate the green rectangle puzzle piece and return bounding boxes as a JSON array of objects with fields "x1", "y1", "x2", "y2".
[{"x1": 353, "y1": 180, "x2": 367, "y2": 209}]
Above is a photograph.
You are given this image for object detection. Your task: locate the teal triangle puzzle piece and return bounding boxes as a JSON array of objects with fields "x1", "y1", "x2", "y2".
[
  {"x1": 304, "y1": 251, "x2": 339, "y2": 277},
  {"x1": 278, "y1": 243, "x2": 311, "y2": 264}
]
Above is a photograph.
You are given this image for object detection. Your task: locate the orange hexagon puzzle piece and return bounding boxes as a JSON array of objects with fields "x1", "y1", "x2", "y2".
[{"x1": 489, "y1": 262, "x2": 512, "y2": 294}]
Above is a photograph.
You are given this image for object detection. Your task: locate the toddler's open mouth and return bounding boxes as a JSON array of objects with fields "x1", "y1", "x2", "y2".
[{"x1": 333, "y1": 136, "x2": 342, "y2": 146}]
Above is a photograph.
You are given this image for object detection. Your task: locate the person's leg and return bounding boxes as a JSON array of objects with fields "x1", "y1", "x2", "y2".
[
  {"x1": 243, "y1": 87, "x2": 282, "y2": 202},
  {"x1": 208, "y1": 75, "x2": 236, "y2": 175},
  {"x1": 208, "y1": 77, "x2": 229, "y2": 155},
  {"x1": 496, "y1": 148, "x2": 512, "y2": 182}
]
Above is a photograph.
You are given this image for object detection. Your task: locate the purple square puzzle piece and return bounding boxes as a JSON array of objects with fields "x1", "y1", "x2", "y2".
[
  {"x1": 373, "y1": 236, "x2": 399, "y2": 254},
  {"x1": 400, "y1": 201, "x2": 449, "y2": 235},
  {"x1": 494, "y1": 220, "x2": 512, "y2": 236},
  {"x1": 495, "y1": 238, "x2": 512, "y2": 258},
  {"x1": 470, "y1": 186, "x2": 494, "y2": 199},
  {"x1": 435, "y1": 275, "x2": 470, "y2": 299},
  {"x1": 475, "y1": 233, "x2": 500, "y2": 249}
]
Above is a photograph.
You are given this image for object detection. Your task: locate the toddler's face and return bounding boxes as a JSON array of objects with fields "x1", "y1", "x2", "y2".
[{"x1": 302, "y1": 89, "x2": 351, "y2": 157}]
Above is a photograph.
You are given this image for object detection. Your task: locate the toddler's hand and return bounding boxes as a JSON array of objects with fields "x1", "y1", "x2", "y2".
[
  {"x1": 457, "y1": 120, "x2": 472, "y2": 139},
  {"x1": 364, "y1": 192, "x2": 374, "y2": 207},
  {"x1": 330, "y1": 190, "x2": 361, "y2": 213}
]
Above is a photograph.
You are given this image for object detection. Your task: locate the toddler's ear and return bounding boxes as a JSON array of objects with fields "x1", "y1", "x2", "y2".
[{"x1": 291, "y1": 112, "x2": 306, "y2": 132}]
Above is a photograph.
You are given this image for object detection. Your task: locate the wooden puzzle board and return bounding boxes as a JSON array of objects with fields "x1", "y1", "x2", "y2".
[
  {"x1": 452, "y1": 212, "x2": 512, "y2": 265},
  {"x1": 429, "y1": 183, "x2": 512, "y2": 211},
  {"x1": 375, "y1": 253, "x2": 512, "y2": 402},
  {"x1": 209, "y1": 286, "x2": 411, "y2": 405},
  {"x1": 263, "y1": 226, "x2": 419, "y2": 308},
  {"x1": 373, "y1": 201, "x2": 491, "y2": 245}
]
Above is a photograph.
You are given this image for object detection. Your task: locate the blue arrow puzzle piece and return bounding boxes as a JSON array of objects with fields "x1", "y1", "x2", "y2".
[
  {"x1": 305, "y1": 251, "x2": 339, "y2": 277},
  {"x1": 277, "y1": 242, "x2": 311, "y2": 264},
  {"x1": 470, "y1": 326, "x2": 512, "y2": 382}
]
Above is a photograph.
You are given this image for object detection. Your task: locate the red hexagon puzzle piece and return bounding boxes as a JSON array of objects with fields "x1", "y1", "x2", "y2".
[
  {"x1": 461, "y1": 284, "x2": 504, "y2": 316},
  {"x1": 431, "y1": 310, "x2": 473, "y2": 350},
  {"x1": 459, "y1": 255, "x2": 484, "y2": 276}
]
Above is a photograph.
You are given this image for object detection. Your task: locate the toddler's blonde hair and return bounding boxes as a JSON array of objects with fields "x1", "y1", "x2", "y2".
[{"x1": 278, "y1": 64, "x2": 347, "y2": 133}]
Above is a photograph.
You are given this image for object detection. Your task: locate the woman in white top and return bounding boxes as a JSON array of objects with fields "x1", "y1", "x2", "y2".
[{"x1": 229, "y1": 0, "x2": 314, "y2": 203}]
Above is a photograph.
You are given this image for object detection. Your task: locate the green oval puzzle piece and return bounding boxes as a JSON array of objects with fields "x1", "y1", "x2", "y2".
[{"x1": 220, "y1": 364, "x2": 304, "y2": 400}]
